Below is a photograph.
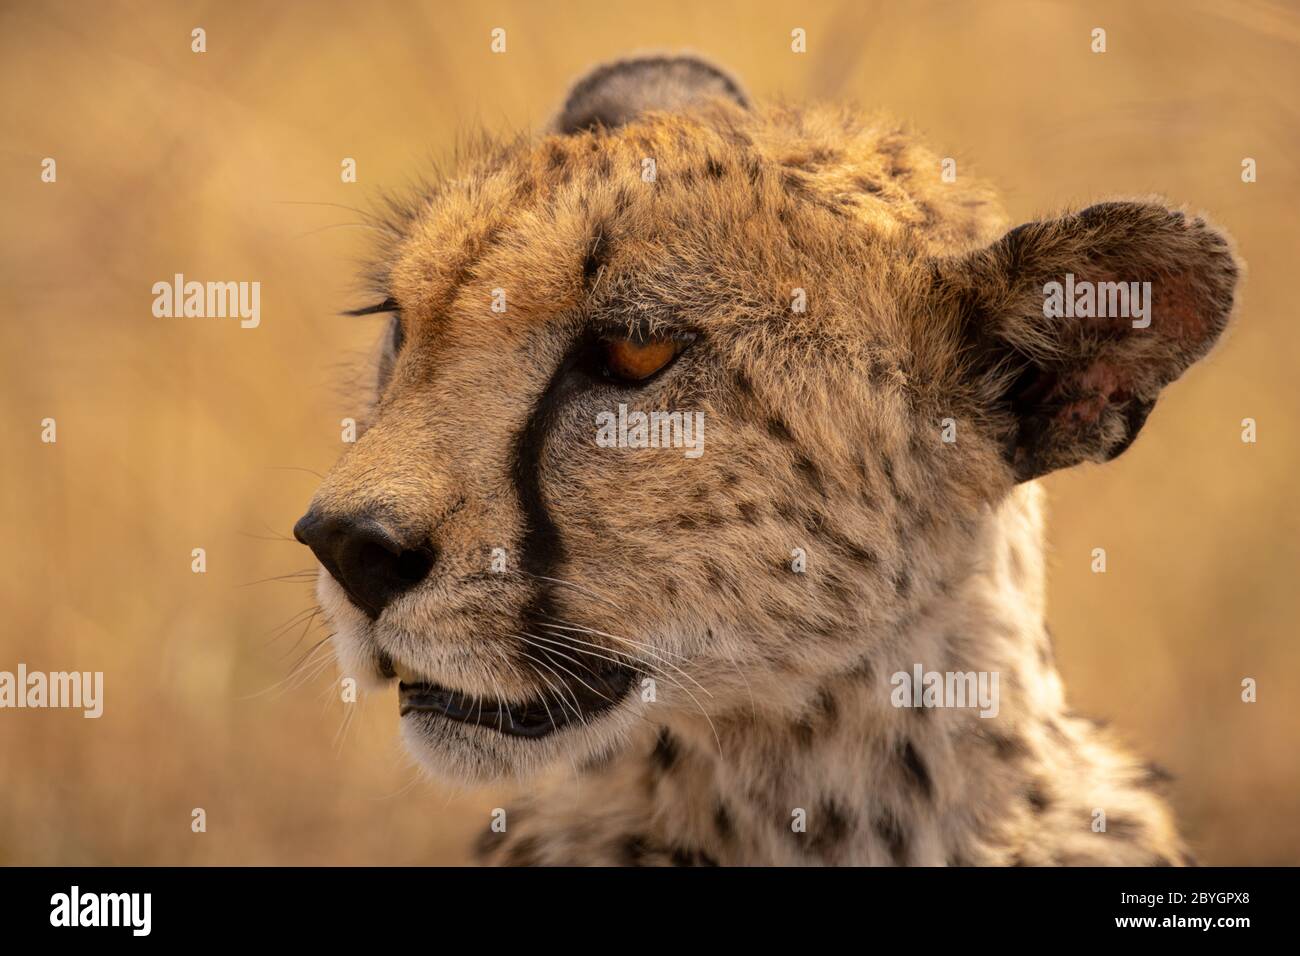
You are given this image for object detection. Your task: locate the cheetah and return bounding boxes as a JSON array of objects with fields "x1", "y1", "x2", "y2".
[{"x1": 293, "y1": 55, "x2": 1241, "y2": 865}]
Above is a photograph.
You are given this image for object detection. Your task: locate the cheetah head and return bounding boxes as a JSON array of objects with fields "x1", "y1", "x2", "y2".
[{"x1": 294, "y1": 56, "x2": 1240, "y2": 782}]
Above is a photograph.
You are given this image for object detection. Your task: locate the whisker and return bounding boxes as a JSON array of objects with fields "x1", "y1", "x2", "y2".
[
  {"x1": 522, "y1": 632, "x2": 706, "y2": 733},
  {"x1": 521, "y1": 662, "x2": 562, "y2": 737},
  {"x1": 522, "y1": 631, "x2": 645, "y2": 683},
  {"x1": 526, "y1": 626, "x2": 721, "y2": 753},
  {"x1": 266, "y1": 465, "x2": 327, "y2": 480},
  {"x1": 333, "y1": 692, "x2": 358, "y2": 752},
  {"x1": 278, "y1": 607, "x2": 326, "y2": 658},
  {"x1": 260, "y1": 605, "x2": 314, "y2": 641},
  {"x1": 540, "y1": 619, "x2": 711, "y2": 697},
  {"x1": 517, "y1": 634, "x2": 615, "y2": 706},
  {"x1": 293, "y1": 221, "x2": 381, "y2": 240},
  {"x1": 516, "y1": 571, "x2": 624, "y2": 610},
  {"x1": 519, "y1": 657, "x2": 588, "y2": 782},
  {"x1": 239, "y1": 530, "x2": 297, "y2": 544},
  {"x1": 237, "y1": 570, "x2": 319, "y2": 588},
  {"x1": 272, "y1": 199, "x2": 372, "y2": 216},
  {"x1": 516, "y1": 651, "x2": 585, "y2": 722},
  {"x1": 240, "y1": 635, "x2": 336, "y2": 701},
  {"x1": 539, "y1": 618, "x2": 693, "y2": 664}
]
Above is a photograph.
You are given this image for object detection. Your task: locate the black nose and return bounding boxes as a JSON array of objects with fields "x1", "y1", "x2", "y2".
[{"x1": 293, "y1": 510, "x2": 435, "y2": 619}]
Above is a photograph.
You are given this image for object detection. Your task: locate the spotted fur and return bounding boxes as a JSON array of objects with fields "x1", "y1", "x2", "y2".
[{"x1": 301, "y1": 56, "x2": 1241, "y2": 866}]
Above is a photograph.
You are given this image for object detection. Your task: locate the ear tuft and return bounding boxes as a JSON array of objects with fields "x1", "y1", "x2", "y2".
[{"x1": 555, "y1": 55, "x2": 748, "y2": 134}]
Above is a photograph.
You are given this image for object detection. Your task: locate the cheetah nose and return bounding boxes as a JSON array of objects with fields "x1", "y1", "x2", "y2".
[{"x1": 293, "y1": 509, "x2": 435, "y2": 619}]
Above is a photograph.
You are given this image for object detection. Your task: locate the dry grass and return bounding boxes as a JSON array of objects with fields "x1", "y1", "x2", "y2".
[{"x1": 1, "y1": 0, "x2": 1296, "y2": 865}]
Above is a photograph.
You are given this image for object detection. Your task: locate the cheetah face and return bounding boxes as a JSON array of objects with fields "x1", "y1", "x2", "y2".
[{"x1": 294, "y1": 58, "x2": 1238, "y2": 783}]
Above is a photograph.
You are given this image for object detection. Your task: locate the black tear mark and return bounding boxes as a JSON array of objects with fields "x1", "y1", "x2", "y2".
[{"x1": 509, "y1": 335, "x2": 598, "y2": 591}]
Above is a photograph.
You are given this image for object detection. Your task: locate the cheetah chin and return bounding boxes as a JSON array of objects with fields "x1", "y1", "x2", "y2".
[
  {"x1": 393, "y1": 653, "x2": 641, "y2": 783},
  {"x1": 396, "y1": 661, "x2": 635, "y2": 739},
  {"x1": 318, "y1": 580, "x2": 646, "y2": 782}
]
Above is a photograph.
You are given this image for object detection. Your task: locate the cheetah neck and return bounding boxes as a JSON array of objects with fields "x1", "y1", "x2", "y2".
[
  {"x1": 634, "y1": 483, "x2": 1063, "y2": 864},
  {"x1": 506, "y1": 483, "x2": 1181, "y2": 865}
]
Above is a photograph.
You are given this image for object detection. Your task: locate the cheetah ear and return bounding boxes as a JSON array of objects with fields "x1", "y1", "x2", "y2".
[
  {"x1": 554, "y1": 55, "x2": 748, "y2": 134},
  {"x1": 937, "y1": 201, "x2": 1242, "y2": 482}
]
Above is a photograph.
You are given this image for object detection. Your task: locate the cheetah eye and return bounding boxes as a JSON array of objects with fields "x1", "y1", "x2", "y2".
[{"x1": 597, "y1": 333, "x2": 695, "y2": 383}]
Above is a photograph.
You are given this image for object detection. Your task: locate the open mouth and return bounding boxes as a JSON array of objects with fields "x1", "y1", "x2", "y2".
[{"x1": 398, "y1": 661, "x2": 636, "y2": 739}]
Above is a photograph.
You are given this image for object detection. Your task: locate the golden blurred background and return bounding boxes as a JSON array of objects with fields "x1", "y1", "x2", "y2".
[{"x1": 1, "y1": 0, "x2": 1297, "y2": 865}]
